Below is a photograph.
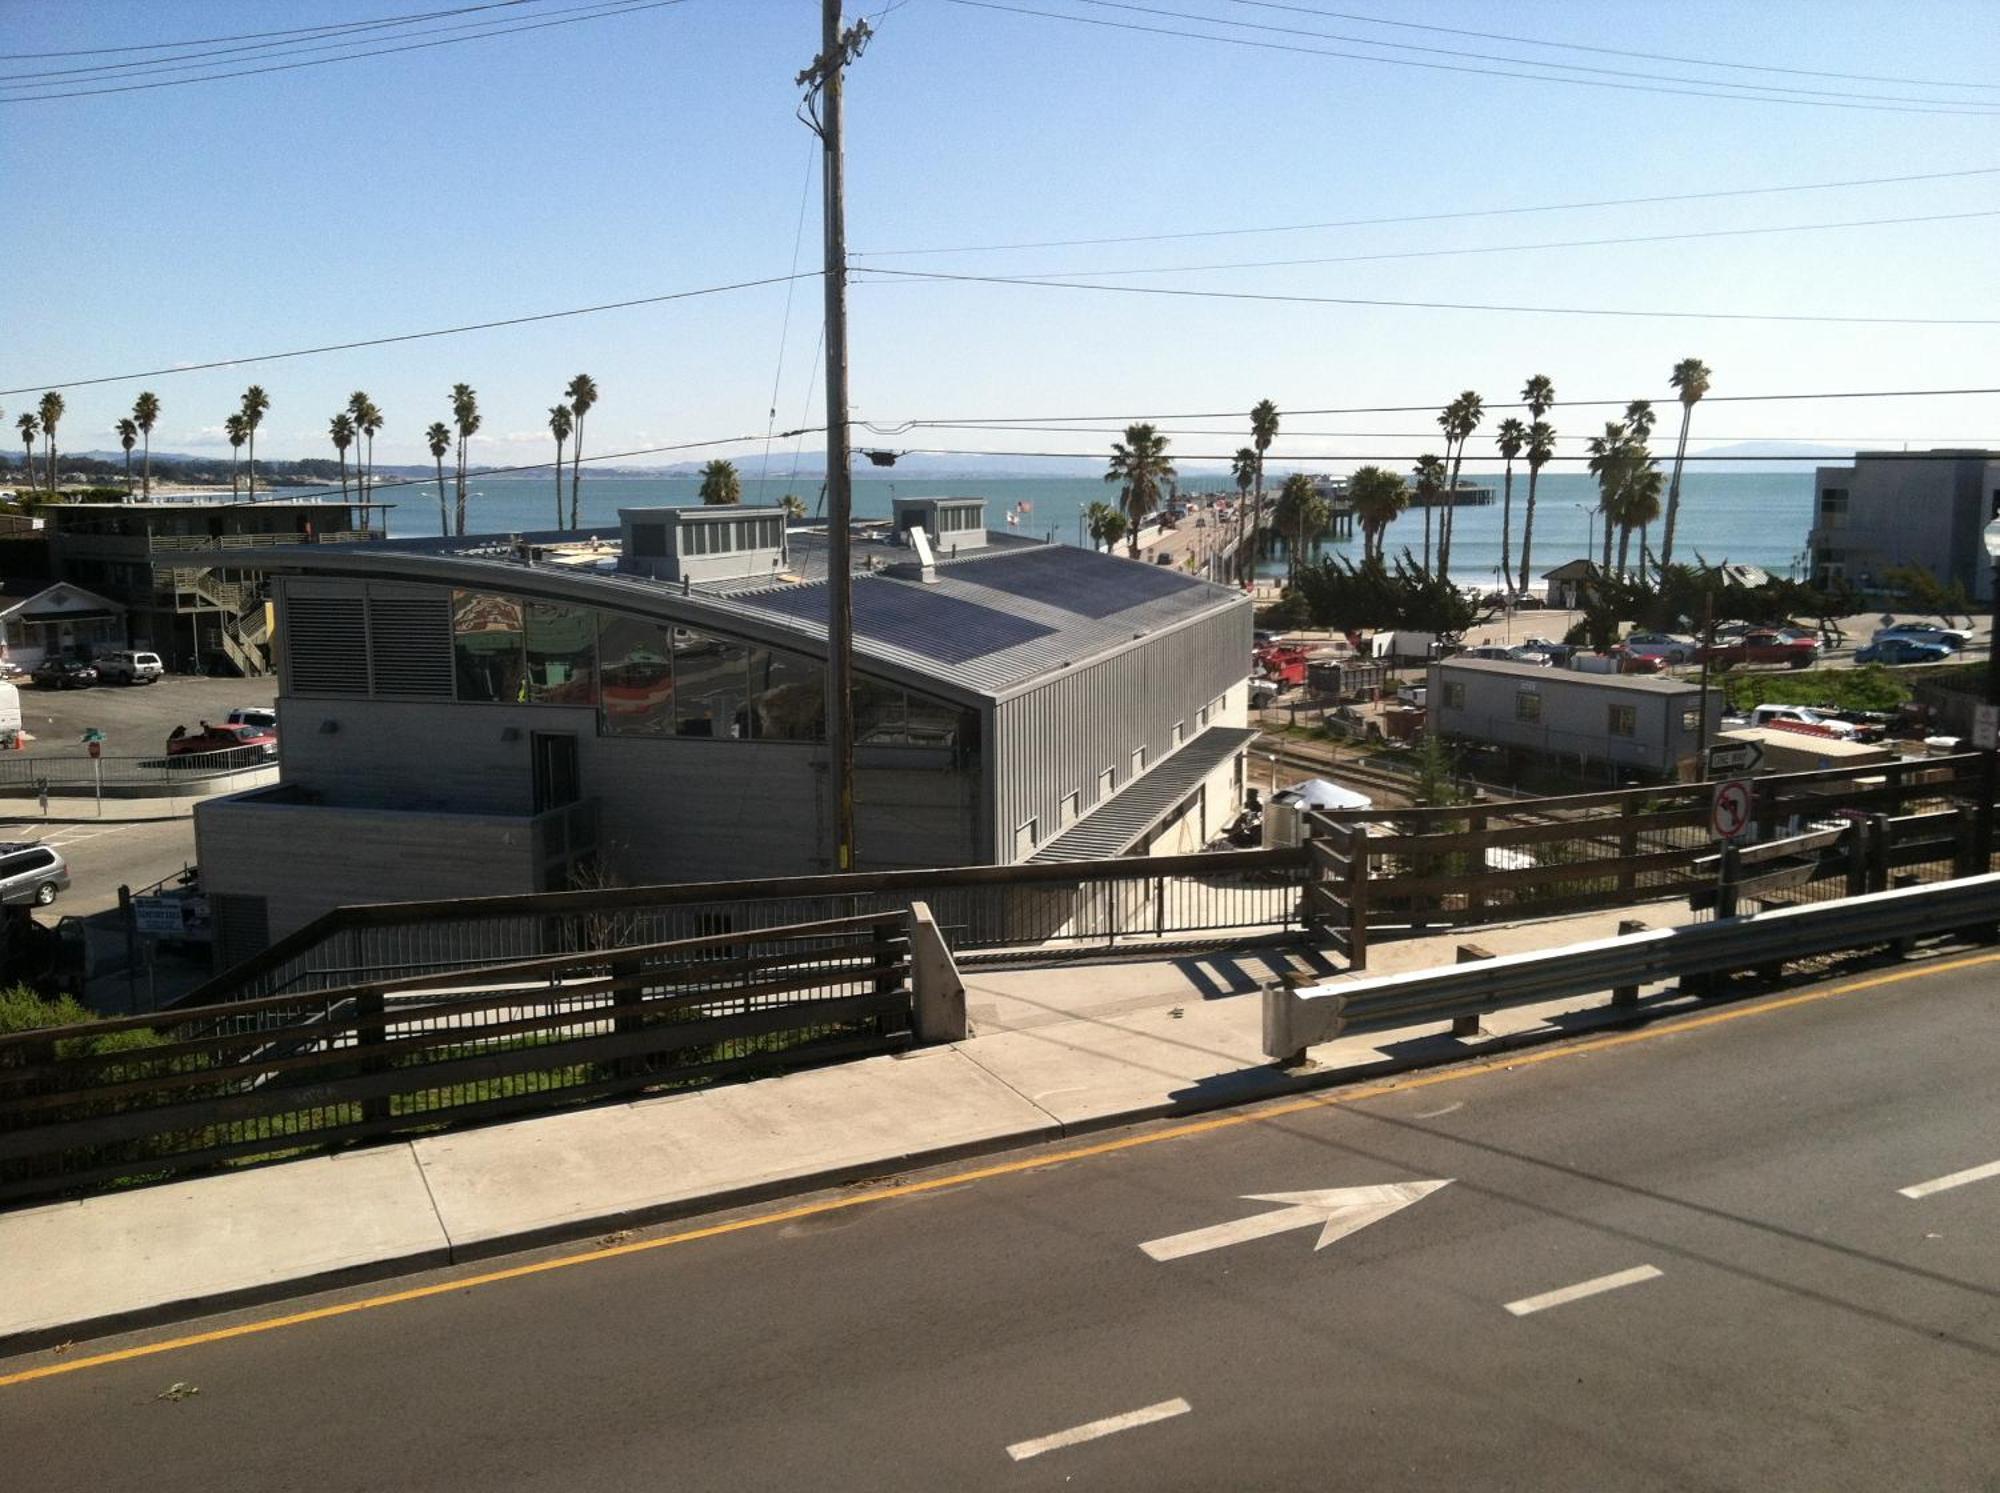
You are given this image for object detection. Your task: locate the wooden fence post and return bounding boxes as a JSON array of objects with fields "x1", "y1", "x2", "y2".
[
  {"x1": 1346, "y1": 824, "x2": 1370, "y2": 973},
  {"x1": 1464, "y1": 810, "x2": 1488, "y2": 919},
  {"x1": 1952, "y1": 799, "x2": 1981, "y2": 879},
  {"x1": 1716, "y1": 842, "x2": 1742, "y2": 921},
  {"x1": 354, "y1": 986, "x2": 391, "y2": 1125},
  {"x1": 611, "y1": 956, "x2": 646, "y2": 1079},
  {"x1": 1451, "y1": 943, "x2": 1493, "y2": 1037},
  {"x1": 1867, "y1": 813, "x2": 1892, "y2": 895},
  {"x1": 1618, "y1": 791, "x2": 1641, "y2": 897}
]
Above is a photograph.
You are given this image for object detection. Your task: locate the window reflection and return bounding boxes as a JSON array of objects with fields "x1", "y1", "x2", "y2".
[
  {"x1": 744, "y1": 646, "x2": 824, "y2": 741},
  {"x1": 598, "y1": 615, "x2": 675, "y2": 736},
  {"x1": 453, "y1": 591, "x2": 524, "y2": 703},
  {"x1": 674, "y1": 629, "x2": 748, "y2": 737},
  {"x1": 525, "y1": 601, "x2": 597, "y2": 705}
]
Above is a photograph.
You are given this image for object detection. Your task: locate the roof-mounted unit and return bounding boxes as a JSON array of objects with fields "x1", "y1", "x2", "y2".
[
  {"x1": 619, "y1": 505, "x2": 787, "y2": 583},
  {"x1": 891, "y1": 496, "x2": 988, "y2": 552}
]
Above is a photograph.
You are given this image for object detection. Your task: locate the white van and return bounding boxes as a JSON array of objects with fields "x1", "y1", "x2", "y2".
[{"x1": 0, "y1": 681, "x2": 20, "y2": 737}]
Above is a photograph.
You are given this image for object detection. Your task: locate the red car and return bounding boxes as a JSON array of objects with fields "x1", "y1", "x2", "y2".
[
  {"x1": 166, "y1": 721, "x2": 279, "y2": 759},
  {"x1": 1696, "y1": 630, "x2": 1819, "y2": 670}
]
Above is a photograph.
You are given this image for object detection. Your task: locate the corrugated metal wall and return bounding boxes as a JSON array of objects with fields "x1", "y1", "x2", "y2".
[{"x1": 991, "y1": 603, "x2": 1251, "y2": 856}]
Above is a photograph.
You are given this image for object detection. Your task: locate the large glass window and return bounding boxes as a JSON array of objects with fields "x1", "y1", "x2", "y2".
[
  {"x1": 674, "y1": 628, "x2": 748, "y2": 737},
  {"x1": 453, "y1": 591, "x2": 524, "y2": 703},
  {"x1": 743, "y1": 645, "x2": 824, "y2": 741},
  {"x1": 598, "y1": 615, "x2": 676, "y2": 736},
  {"x1": 853, "y1": 677, "x2": 909, "y2": 744},
  {"x1": 524, "y1": 601, "x2": 597, "y2": 706}
]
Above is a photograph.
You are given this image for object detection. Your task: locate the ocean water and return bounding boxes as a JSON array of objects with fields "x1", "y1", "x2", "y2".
[{"x1": 363, "y1": 470, "x2": 1814, "y2": 587}]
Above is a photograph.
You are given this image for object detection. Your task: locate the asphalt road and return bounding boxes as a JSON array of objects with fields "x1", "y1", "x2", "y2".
[
  {"x1": 4, "y1": 952, "x2": 1997, "y2": 1491},
  {"x1": 12, "y1": 674, "x2": 277, "y2": 761}
]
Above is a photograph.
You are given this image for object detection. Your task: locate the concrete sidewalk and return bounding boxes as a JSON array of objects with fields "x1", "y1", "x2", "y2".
[{"x1": 0, "y1": 901, "x2": 1698, "y2": 1350}]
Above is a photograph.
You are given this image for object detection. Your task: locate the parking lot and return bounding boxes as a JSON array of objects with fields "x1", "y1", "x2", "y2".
[{"x1": 10, "y1": 674, "x2": 278, "y2": 761}]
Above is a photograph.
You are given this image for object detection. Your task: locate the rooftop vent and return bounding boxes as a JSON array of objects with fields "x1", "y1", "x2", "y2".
[
  {"x1": 618, "y1": 506, "x2": 787, "y2": 584},
  {"x1": 891, "y1": 496, "x2": 988, "y2": 552}
]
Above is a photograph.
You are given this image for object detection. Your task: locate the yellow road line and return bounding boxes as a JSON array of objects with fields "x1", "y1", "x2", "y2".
[{"x1": 4, "y1": 946, "x2": 1995, "y2": 1391}]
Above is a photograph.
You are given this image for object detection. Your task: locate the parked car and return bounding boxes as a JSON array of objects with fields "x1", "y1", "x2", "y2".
[
  {"x1": 1620, "y1": 631, "x2": 1699, "y2": 665},
  {"x1": 1696, "y1": 630, "x2": 1820, "y2": 669},
  {"x1": 1609, "y1": 649, "x2": 1667, "y2": 675},
  {"x1": 1744, "y1": 704, "x2": 1861, "y2": 739},
  {"x1": 94, "y1": 649, "x2": 164, "y2": 685},
  {"x1": 1855, "y1": 636, "x2": 1954, "y2": 666},
  {"x1": 1459, "y1": 645, "x2": 1516, "y2": 661},
  {"x1": 226, "y1": 706, "x2": 278, "y2": 732},
  {"x1": 1518, "y1": 635, "x2": 1573, "y2": 665},
  {"x1": 166, "y1": 721, "x2": 279, "y2": 759},
  {"x1": 1872, "y1": 622, "x2": 1970, "y2": 652},
  {"x1": 0, "y1": 842, "x2": 70, "y2": 907},
  {"x1": 31, "y1": 658, "x2": 97, "y2": 690}
]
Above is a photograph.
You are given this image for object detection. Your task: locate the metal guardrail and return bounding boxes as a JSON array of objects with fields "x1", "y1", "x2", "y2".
[
  {"x1": 1264, "y1": 873, "x2": 2000, "y2": 1063},
  {"x1": 0, "y1": 745, "x2": 274, "y2": 793}
]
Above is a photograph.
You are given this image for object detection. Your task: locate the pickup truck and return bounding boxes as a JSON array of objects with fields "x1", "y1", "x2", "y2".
[{"x1": 1696, "y1": 630, "x2": 1819, "y2": 669}]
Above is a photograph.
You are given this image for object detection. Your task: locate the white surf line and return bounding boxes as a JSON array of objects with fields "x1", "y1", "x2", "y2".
[
  {"x1": 1899, "y1": 1159, "x2": 2000, "y2": 1200},
  {"x1": 1505, "y1": 1264, "x2": 1663, "y2": 1317},
  {"x1": 1005, "y1": 1398, "x2": 1192, "y2": 1462}
]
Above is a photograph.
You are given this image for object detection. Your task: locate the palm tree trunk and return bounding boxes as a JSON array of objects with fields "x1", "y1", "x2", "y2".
[
  {"x1": 230, "y1": 450, "x2": 239, "y2": 499},
  {"x1": 553, "y1": 440, "x2": 565, "y2": 528},
  {"x1": 1600, "y1": 502, "x2": 1614, "y2": 574},
  {"x1": 125, "y1": 448, "x2": 133, "y2": 492},
  {"x1": 1499, "y1": 461, "x2": 1514, "y2": 593},
  {"x1": 1639, "y1": 523, "x2": 1651, "y2": 580},
  {"x1": 569, "y1": 415, "x2": 583, "y2": 530},
  {"x1": 1617, "y1": 524, "x2": 1633, "y2": 576},
  {"x1": 1661, "y1": 405, "x2": 1692, "y2": 570},
  {"x1": 454, "y1": 439, "x2": 466, "y2": 536},
  {"x1": 1439, "y1": 436, "x2": 1459, "y2": 579},
  {"x1": 1518, "y1": 467, "x2": 1539, "y2": 595},
  {"x1": 1421, "y1": 490, "x2": 1432, "y2": 574},
  {"x1": 142, "y1": 434, "x2": 151, "y2": 498},
  {"x1": 1233, "y1": 492, "x2": 1247, "y2": 585},
  {"x1": 246, "y1": 429, "x2": 255, "y2": 502},
  {"x1": 337, "y1": 450, "x2": 348, "y2": 501},
  {"x1": 1251, "y1": 456, "x2": 1265, "y2": 588}
]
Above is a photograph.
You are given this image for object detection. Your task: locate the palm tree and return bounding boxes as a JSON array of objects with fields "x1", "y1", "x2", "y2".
[
  {"x1": 345, "y1": 392, "x2": 372, "y2": 499},
  {"x1": 357, "y1": 399, "x2": 384, "y2": 510},
  {"x1": 450, "y1": 383, "x2": 480, "y2": 535},
  {"x1": 37, "y1": 392, "x2": 63, "y2": 495},
  {"x1": 224, "y1": 413, "x2": 248, "y2": 497},
  {"x1": 1274, "y1": 472, "x2": 1330, "y2": 583},
  {"x1": 329, "y1": 412, "x2": 355, "y2": 501},
  {"x1": 1105, "y1": 423, "x2": 1175, "y2": 557},
  {"x1": 547, "y1": 404, "x2": 572, "y2": 529},
  {"x1": 426, "y1": 422, "x2": 453, "y2": 536},
  {"x1": 1623, "y1": 399, "x2": 1659, "y2": 568},
  {"x1": 1435, "y1": 390, "x2": 1483, "y2": 579},
  {"x1": 239, "y1": 385, "x2": 270, "y2": 501},
  {"x1": 1614, "y1": 465, "x2": 1663, "y2": 577},
  {"x1": 699, "y1": 458, "x2": 742, "y2": 506},
  {"x1": 1346, "y1": 465, "x2": 1408, "y2": 563},
  {"x1": 1248, "y1": 400, "x2": 1279, "y2": 582},
  {"x1": 1660, "y1": 357, "x2": 1711, "y2": 571},
  {"x1": 132, "y1": 391, "x2": 160, "y2": 498},
  {"x1": 781, "y1": 493, "x2": 808, "y2": 521},
  {"x1": 1494, "y1": 417, "x2": 1526, "y2": 593},
  {"x1": 1229, "y1": 445, "x2": 1256, "y2": 584},
  {"x1": 16, "y1": 413, "x2": 37, "y2": 492},
  {"x1": 1084, "y1": 499, "x2": 1122, "y2": 549},
  {"x1": 1412, "y1": 453, "x2": 1446, "y2": 573},
  {"x1": 565, "y1": 373, "x2": 597, "y2": 530},
  {"x1": 1517, "y1": 420, "x2": 1556, "y2": 594},
  {"x1": 116, "y1": 418, "x2": 138, "y2": 491}
]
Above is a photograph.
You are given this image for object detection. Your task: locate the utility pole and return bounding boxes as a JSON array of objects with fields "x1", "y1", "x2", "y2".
[{"x1": 799, "y1": 2, "x2": 870, "y2": 872}]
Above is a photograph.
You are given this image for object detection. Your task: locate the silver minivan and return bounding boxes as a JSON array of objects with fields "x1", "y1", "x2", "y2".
[
  {"x1": 97, "y1": 650, "x2": 164, "y2": 685},
  {"x1": 0, "y1": 842, "x2": 70, "y2": 906}
]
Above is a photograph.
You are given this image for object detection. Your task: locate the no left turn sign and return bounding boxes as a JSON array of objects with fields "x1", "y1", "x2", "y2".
[{"x1": 1711, "y1": 778, "x2": 1754, "y2": 842}]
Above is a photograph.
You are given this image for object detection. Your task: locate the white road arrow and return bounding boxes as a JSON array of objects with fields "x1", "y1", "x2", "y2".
[{"x1": 1139, "y1": 1180, "x2": 1452, "y2": 1263}]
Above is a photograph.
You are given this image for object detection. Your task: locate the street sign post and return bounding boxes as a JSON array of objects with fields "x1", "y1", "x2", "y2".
[
  {"x1": 1705, "y1": 739, "x2": 1764, "y2": 777},
  {"x1": 1710, "y1": 778, "x2": 1754, "y2": 842}
]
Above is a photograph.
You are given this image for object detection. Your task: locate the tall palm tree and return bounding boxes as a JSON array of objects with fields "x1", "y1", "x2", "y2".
[
  {"x1": 1614, "y1": 465, "x2": 1663, "y2": 577},
  {"x1": 1274, "y1": 472, "x2": 1330, "y2": 583},
  {"x1": 1346, "y1": 465, "x2": 1408, "y2": 564},
  {"x1": 1517, "y1": 420, "x2": 1556, "y2": 594},
  {"x1": 780, "y1": 493, "x2": 808, "y2": 521},
  {"x1": 224, "y1": 413, "x2": 248, "y2": 497},
  {"x1": 329, "y1": 411, "x2": 355, "y2": 501},
  {"x1": 1660, "y1": 357, "x2": 1711, "y2": 572},
  {"x1": 450, "y1": 383, "x2": 480, "y2": 535},
  {"x1": 1247, "y1": 400, "x2": 1279, "y2": 583},
  {"x1": 564, "y1": 373, "x2": 597, "y2": 530},
  {"x1": 17, "y1": 413, "x2": 39, "y2": 492},
  {"x1": 1412, "y1": 453, "x2": 1446, "y2": 573},
  {"x1": 547, "y1": 404, "x2": 572, "y2": 529},
  {"x1": 426, "y1": 422, "x2": 453, "y2": 537},
  {"x1": 345, "y1": 392, "x2": 372, "y2": 499},
  {"x1": 1229, "y1": 445, "x2": 1256, "y2": 584},
  {"x1": 699, "y1": 458, "x2": 742, "y2": 505},
  {"x1": 37, "y1": 392, "x2": 63, "y2": 495},
  {"x1": 1624, "y1": 399, "x2": 1656, "y2": 443},
  {"x1": 132, "y1": 391, "x2": 160, "y2": 498},
  {"x1": 1084, "y1": 499, "x2": 1121, "y2": 549},
  {"x1": 357, "y1": 399, "x2": 384, "y2": 511},
  {"x1": 1586, "y1": 421, "x2": 1639, "y2": 575},
  {"x1": 1106, "y1": 423, "x2": 1175, "y2": 558},
  {"x1": 116, "y1": 418, "x2": 138, "y2": 491},
  {"x1": 1494, "y1": 417, "x2": 1526, "y2": 593},
  {"x1": 1436, "y1": 390, "x2": 1483, "y2": 580},
  {"x1": 239, "y1": 385, "x2": 270, "y2": 501}
]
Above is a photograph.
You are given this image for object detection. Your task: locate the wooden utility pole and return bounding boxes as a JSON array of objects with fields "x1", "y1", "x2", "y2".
[{"x1": 800, "y1": 2, "x2": 870, "y2": 872}]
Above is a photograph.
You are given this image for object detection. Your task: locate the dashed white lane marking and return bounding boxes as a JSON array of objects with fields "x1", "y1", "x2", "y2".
[
  {"x1": 1505, "y1": 1265, "x2": 1663, "y2": 1317},
  {"x1": 1005, "y1": 1398, "x2": 1192, "y2": 1461},
  {"x1": 1900, "y1": 1160, "x2": 2000, "y2": 1200}
]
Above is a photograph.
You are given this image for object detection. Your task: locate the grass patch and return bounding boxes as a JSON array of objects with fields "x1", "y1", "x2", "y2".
[{"x1": 1723, "y1": 664, "x2": 1911, "y2": 714}]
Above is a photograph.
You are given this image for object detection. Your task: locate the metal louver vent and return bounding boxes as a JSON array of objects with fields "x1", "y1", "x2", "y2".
[
  {"x1": 366, "y1": 595, "x2": 454, "y2": 698},
  {"x1": 286, "y1": 596, "x2": 366, "y2": 696}
]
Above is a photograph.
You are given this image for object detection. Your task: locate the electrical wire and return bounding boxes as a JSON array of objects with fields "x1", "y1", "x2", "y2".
[
  {"x1": 2, "y1": 0, "x2": 683, "y2": 103},
  {"x1": 852, "y1": 165, "x2": 2000, "y2": 257},
  {"x1": 857, "y1": 264, "x2": 2000, "y2": 326},
  {"x1": 760, "y1": 143, "x2": 822, "y2": 490},
  {"x1": 0, "y1": 272, "x2": 818, "y2": 397},
  {"x1": 944, "y1": 0, "x2": 2000, "y2": 117},
  {"x1": 891, "y1": 444, "x2": 1992, "y2": 464},
  {"x1": 1217, "y1": 0, "x2": 2000, "y2": 92},
  {"x1": 6, "y1": 1, "x2": 539, "y2": 59},
  {"x1": 894, "y1": 422, "x2": 2000, "y2": 445}
]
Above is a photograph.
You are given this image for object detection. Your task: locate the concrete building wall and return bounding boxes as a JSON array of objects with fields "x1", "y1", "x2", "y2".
[
  {"x1": 1811, "y1": 451, "x2": 2000, "y2": 603},
  {"x1": 1430, "y1": 662, "x2": 1717, "y2": 777},
  {"x1": 990, "y1": 602, "x2": 1251, "y2": 857},
  {"x1": 1138, "y1": 750, "x2": 1245, "y2": 858}
]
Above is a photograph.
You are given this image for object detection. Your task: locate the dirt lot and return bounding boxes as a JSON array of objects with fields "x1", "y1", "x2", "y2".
[{"x1": 10, "y1": 674, "x2": 279, "y2": 760}]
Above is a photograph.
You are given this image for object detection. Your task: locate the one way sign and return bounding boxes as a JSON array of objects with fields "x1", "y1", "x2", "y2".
[{"x1": 1705, "y1": 739, "x2": 1764, "y2": 777}]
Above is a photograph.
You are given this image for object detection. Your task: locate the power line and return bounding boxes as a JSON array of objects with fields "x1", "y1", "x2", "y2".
[
  {"x1": 1218, "y1": 0, "x2": 2000, "y2": 92},
  {"x1": 2, "y1": 0, "x2": 682, "y2": 103},
  {"x1": 895, "y1": 422, "x2": 2000, "y2": 444},
  {"x1": 853, "y1": 165, "x2": 2000, "y2": 257},
  {"x1": 945, "y1": 0, "x2": 2000, "y2": 117},
  {"x1": 890, "y1": 207, "x2": 2000, "y2": 281},
  {"x1": 1066, "y1": 0, "x2": 2000, "y2": 106},
  {"x1": 0, "y1": 273, "x2": 815, "y2": 398},
  {"x1": 895, "y1": 444, "x2": 1989, "y2": 464},
  {"x1": 5, "y1": 0, "x2": 537, "y2": 59},
  {"x1": 0, "y1": 0, "x2": 552, "y2": 81},
  {"x1": 858, "y1": 264, "x2": 2000, "y2": 326}
]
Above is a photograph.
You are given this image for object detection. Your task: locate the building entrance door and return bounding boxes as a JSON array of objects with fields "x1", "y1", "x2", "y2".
[{"x1": 531, "y1": 732, "x2": 580, "y2": 814}]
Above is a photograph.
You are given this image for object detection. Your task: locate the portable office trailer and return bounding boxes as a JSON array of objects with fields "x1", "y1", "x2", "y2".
[{"x1": 1428, "y1": 657, "x2": 1719, "y2": 778}]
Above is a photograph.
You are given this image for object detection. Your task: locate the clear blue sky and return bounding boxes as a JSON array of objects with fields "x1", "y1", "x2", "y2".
[{"x1": 5, "y1": 0, "x2": 1999, "y2": 475}]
